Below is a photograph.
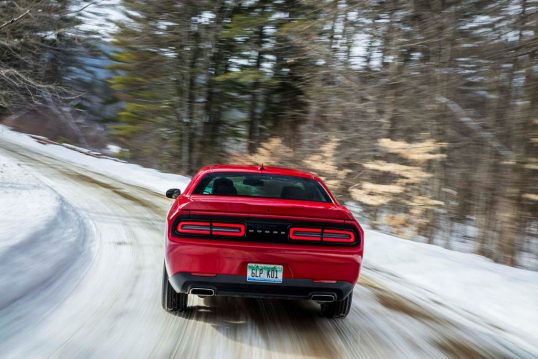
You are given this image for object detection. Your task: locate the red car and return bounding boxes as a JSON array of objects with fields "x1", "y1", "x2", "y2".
[{"x1": 162, "y1": 165, "x2": 363, "y2": 318}]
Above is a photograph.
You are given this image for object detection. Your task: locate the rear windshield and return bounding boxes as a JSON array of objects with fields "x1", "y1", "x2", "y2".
[{"x1": 193, "y1": 172, "x2": 332, "y2": 203}]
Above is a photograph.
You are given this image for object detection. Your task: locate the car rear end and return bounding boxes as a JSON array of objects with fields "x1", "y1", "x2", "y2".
[{"x1": 162, "y1": 167, "x2": 364, "y2": 318}]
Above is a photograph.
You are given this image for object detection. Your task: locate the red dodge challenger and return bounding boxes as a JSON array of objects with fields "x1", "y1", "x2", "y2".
[{"x1": 162, "y1": 165, "x2": 364, "y2": 318}]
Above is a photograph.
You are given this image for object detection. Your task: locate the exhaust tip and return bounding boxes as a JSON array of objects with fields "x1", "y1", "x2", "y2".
[
  {"x1": 311, "y1": 294, "x2": 336, "y2": 303},
  {"x1": 189, "y1": 287, "x2": 215, "y2": 297}
]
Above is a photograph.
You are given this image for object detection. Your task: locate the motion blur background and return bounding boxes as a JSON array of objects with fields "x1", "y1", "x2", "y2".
[{"x1": 1, "y1": 0, "x2": 537, "y2": 270}]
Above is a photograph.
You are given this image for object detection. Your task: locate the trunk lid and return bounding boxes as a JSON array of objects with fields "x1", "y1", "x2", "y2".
[{"x1": 185, "y1": 195, "x2": 352, "y2": 221}]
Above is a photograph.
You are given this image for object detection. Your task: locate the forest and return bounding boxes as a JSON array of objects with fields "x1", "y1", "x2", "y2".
[{"x1": 1, "y1": 0, "x2": 537, "y2": 268}]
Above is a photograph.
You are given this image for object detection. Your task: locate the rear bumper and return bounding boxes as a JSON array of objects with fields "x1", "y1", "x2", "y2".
[
  {"x1": 165, "y1": 239, "x2": 362, "y2": 284},
  {"x1": 169, "y1": 272, "x2": 354, "y2": 301}
]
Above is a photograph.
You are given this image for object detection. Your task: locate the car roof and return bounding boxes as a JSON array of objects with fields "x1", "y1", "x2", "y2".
[{"x1": 198, "y1": 165, "x2": 319, "y2": 180}]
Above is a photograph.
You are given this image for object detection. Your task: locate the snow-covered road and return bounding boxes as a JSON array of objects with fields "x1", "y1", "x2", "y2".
[{"x1": 0, "y1": 140, "x2": 535, "y2": 358}]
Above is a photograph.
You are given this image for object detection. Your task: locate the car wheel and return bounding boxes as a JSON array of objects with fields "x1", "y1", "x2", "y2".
[
  {"x1": 162, "y1": 263, "x2": 188, "y2": 313},
  {"x1": 320, "y1": 292, "x2": 352, "y2": 318}
]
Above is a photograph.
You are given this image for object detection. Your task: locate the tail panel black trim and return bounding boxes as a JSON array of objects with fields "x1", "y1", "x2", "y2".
[{"x1": 171, "y1": 214, "x2": 361, "y2": 247}]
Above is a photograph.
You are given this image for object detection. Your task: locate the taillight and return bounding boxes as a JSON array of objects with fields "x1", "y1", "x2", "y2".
[
  {"x1": 175, "y1": 221, "x2": 245, "y2": 238},
  {"x1": 289, "y1": 227, "x2": 356, "y2": 243},
  {"x1": 322, "y1": 229, "x2": 355, "y2": 243},
  {"x1": 212, "y1": 222, "x2": 245, "y2": 237},
  {"x1": 177, "y1": 221, "x2": 211, "y2": 235},
  {"x1": 289, "y1": 227, "x2": 322, "y2": 241}
]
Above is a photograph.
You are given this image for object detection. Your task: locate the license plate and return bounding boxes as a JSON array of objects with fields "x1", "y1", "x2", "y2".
[{"x1": 247, "y1": 263, "x2": 283, "y2": 283}]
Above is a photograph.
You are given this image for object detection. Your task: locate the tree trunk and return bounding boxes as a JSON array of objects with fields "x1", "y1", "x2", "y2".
[
  {"x1": 247, "y1": 22, "x2": 264, "y2": 154},
  {"x1": 200, "y1": 0, "x2": 228, "y2": 165}
]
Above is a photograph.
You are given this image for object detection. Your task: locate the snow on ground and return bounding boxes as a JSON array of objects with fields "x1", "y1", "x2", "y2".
[
  {"x1": 362, "y1": 229, "x2": 538, "y2": 352},
  {"x1": 1, "y1": 124, "x2": 537, "y2": 352},
  {"x1": 0, "y1": 154, "x2": 58, "y2": 252},
  {"x1": 0, "y1": 125, "x2": 190, "y2": 195},
  {"x1": 0, "y1": 153, "x2": 85, "y2": 309}
]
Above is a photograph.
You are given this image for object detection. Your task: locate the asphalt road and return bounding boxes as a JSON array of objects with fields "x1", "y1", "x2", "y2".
[{"x1": 0, "y1": 141, "x2": 533, "y2": 358}]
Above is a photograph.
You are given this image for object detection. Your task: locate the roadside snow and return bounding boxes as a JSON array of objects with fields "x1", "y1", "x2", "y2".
[
  {"x1": 0, "y1": 154, "x2": 59, "y2": 251},
  {"x1": 0, "y1": 125, "x2": 190, "y2": 195},
  {"x1": 363, "y1": 229, "x2": 538, "y2": 352},
  {"x1": 0, "y1": 153, "x2": 85, "y2": 309},
  {"x1": 348, "y1": 201, "x2": 538, "y2": 350}
]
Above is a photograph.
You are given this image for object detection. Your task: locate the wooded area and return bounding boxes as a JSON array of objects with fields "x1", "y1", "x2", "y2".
[
  {"x1": 0, "y1": 1, "x2": 81, "y2": 112},
  {"x1": 1, "y1": 0, "x2": 537, "y2": 268}
]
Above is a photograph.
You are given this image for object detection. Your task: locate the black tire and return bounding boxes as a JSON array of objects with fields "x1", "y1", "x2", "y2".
[
  {"x1": 320, "y1": 292, "x2": 353, "y2": 318},
  {"x1": 162, "y1": 264, "x2": 188, "y2": 313}
]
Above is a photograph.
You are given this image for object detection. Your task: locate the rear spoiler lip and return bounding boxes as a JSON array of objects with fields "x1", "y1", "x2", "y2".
[{"x1": 185, "y1": 210, "x2": 353, "y2": 223}]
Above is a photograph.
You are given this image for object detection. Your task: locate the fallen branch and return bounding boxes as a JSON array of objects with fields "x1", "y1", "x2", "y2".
[
  {"x1": 0, "y1": 10, "x2": 31, "y2": 31},
  {"x1": 67, "y1": 1, "x2": 102, "y2": 15}
]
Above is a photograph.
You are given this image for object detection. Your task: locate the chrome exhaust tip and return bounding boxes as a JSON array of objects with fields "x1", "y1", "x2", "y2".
[
  {"x1": 189, "y1": 287, "x2": 215, "y2": 297},
  {"x1": 311, "y1": 294, "x2": 336, "y2": 303}
]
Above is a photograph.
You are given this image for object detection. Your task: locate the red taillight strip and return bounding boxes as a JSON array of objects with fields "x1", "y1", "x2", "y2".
[
  {"x1": 212, "y1": 222, "x2": 245, "y2": 237},
  {"x1": 289, "y1": 227, "x2": 356, "y2": 243},
  {"x1": 176, "y1": 221, "x2": 245, "y2": 237},
  {"x1": 322, "y1": 229, "x2": 355, "y2": 243},
  {"x1": 289, "y1": 227, "x2": 322, "y2": 241},
  {"x1": 177, "y1": 221, "x2": 211, "y2": 235}
]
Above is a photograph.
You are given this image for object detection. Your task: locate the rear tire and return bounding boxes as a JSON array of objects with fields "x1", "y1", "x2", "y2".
[
  {"x1": 162, "y1": 264, "x2": 188, "y2": 313},
  {"x1": 320, "y1": 292, "x2": 352, "y2": 318}
]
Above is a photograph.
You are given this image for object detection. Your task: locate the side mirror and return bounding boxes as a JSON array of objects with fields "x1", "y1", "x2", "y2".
[{"x1": 166, "y1": 188, "x2": 181, "y2": 199}]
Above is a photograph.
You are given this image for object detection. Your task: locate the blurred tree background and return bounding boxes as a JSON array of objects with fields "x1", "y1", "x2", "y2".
[
  {"x1": 1, "y1": 0, "x2": 537, "y2": 268},
  {"x1": 0, "y1": 0, "x2": 81, "y2": 113},
  {"x1": 0, "y1": 0, "x2": 120, "y2": 147}
]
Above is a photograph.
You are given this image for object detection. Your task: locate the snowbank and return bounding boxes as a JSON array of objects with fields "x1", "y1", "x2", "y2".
[
  {"x1": 0, "y1": 125, "x2": 190, "y2": 194},
  {"x1": 0, "y1": 153, "x2": 85, "y2": 309},
  {"x1": 0, "y1": 154, "x2": 59, "y2": 252},
  {"x1": 363, "y1": 229, "x2": 538, "y2": 351}
]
